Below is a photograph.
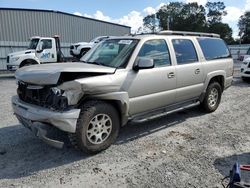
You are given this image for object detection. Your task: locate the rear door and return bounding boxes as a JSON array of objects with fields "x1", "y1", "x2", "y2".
[
  {"x1": 128, "y1": 39, "x2": 177, "y2": 115},
  {"x1": 172, "y1": 38, "x2": 205, "y2": 102}
]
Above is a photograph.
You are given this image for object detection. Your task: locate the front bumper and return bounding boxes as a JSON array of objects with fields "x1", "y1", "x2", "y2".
[
  {"x1": 7, "y1": 65, "x2": 19, "y2": 71},
  {"x1": 241, "y1": 68, "x2": 250, "y2": 78},
  {"x1": 16, "y1": 116, "x2": 65, "y2": 148},
  {"x1": 12, "y1": 96, "x2": 80, "y2": 133},
  {"x1": 70, "y1": 49, "x2": 79, "y2": 56}
]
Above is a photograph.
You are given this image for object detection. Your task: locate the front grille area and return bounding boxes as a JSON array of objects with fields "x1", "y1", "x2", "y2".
[
  {"x1": 248, "y1": 63, "x2": 250, "y2": 68},
  {"x1": 17, "y1": 81, "x2": 68, "y2": 111},
  {"x1": 7, "y1": 56, "x2": 9, "y2": 63},
  {"x1": 245, "y1": 71, "x2": 250, "y2": 74}
]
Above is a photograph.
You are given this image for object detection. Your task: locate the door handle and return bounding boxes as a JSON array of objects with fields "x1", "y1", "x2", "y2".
[
  {"x1": 168, "y1": 72, "x2": 175, "y2": 78},
  {"x1": 195, "y1": 69, "x2": 200, "y2": 74}
]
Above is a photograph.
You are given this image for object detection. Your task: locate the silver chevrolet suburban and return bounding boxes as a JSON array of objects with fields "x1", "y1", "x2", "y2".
[{"x1": 12, "y1": 31, "x2": 234, "y2": 154}]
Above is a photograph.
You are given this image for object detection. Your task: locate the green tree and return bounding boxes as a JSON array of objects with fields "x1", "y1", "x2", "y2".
[
  {"x1": 238, "y1": 11, "x2": 250, "y2": 44},
  {"x1": 209, "y1": 23, "x2": 234, "y2": 44},
  {"x1": 206, "y1": 1, "x2": 234, "y2": 44},
  {"x1": 143, "y1": 14, "x2": 158, "y2": 33},
  {"x1": 206, "y1": 1, "x2": 227, "y2": 24},
  {"x1": 156, "y1": 2, "x2": 183, "y2": 30},
  {"x1": 142, "y1": 1, "x2": 234, "y2": 43},
  {"x1": 156, "y1": 2, "x2": 207, "y2": 32}
]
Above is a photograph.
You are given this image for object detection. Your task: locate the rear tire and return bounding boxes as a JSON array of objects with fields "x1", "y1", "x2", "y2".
[
  {"x1": 201, "y1": 82, "x2": 222, "y2": 113},
  {"x1": 69, "y1": 101, "x2": 120, "y2": 154}
]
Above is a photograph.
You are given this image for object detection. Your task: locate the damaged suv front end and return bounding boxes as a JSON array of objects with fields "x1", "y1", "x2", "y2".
[
  {"x1": 12, "y1": 62, "x2": 120, "y2": 147},
  {"x1": 12, "y1": 38, "x2": 138, "y2": 149}
]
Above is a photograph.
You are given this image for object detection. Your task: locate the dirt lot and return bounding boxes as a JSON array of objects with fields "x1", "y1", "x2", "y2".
[{"x1": 0, "y1": 76, "x2": 249, "y2": 187}]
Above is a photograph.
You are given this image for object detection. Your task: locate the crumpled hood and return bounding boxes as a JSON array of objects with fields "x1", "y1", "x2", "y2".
[
  {"x1": 15, "y1": 62, "x2": 116, "y2": 85},
  {"x1": 9, "y1": 50, "x2": 35, "y2": 57}
]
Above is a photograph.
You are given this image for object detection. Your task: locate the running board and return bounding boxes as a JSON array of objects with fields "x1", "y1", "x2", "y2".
[{"x1": 131, "y1": 101, "x2": 200, "y2": 123}]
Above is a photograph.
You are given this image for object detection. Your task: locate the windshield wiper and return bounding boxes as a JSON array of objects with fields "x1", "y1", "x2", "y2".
[
  {"x1": 87, "y1": 61, "x2": 103, "y2": 66},
  {"x1": 84, "y1": 61, "x2": 114, "y2": 68}
]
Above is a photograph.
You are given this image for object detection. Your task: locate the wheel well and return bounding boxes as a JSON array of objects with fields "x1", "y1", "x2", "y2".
[
  {"x1": 80, "y1": 48, "x2": 91, "y2": 54},
  {"x1": 80, "y1": 47, "x2": 91, "y2": 51},
  {"x1": 78, "y1": 99, "x2": 125, "y2": 126},
  {"x1": 208, "y1": 76, "x2": 224, "y2": 91},
  {"x1": 19, "y1": 59, "x2": 38, "y2": 68}
]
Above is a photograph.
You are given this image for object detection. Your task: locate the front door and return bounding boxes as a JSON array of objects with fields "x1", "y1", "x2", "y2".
[
  {"x1": 36, "y1": 39, "x2": 57, "y2": 63},
  {"x1": 128, "y1": 39, "x2": 177, "y2": 115}
]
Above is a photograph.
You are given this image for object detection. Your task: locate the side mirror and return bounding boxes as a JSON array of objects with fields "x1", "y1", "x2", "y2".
[
  {"x1": 133, "y1": 57, "x2": 154, "y2": 71},
  {"x1": 36, "y1": 42, "x2": 43, "y2": 53}
]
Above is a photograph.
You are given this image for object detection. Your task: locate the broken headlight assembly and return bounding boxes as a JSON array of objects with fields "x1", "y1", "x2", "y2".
[
  {"x1": 46, "y1": 87, "x2": 68, "y2": 111},
  {"x1": 51, "y1": 87, "x2": 62, "y2": 95}
]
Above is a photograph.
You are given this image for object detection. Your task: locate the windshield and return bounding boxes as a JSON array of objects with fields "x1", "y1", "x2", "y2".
[
  {"x1": 28, "y1": 38, "x2": 40, "y2": 49},
  {"x1": 81, "y1": 39, "x2": 138, "y2": 68}
]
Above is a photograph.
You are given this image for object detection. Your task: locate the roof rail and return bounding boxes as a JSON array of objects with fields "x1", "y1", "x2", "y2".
[{"x1": 158, "y1": 30, "x2": 220, "y2": 38}]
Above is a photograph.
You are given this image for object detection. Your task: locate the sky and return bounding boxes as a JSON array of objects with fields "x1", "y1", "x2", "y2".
[{"x1": 0, "y1": 0, "x2": 249, "y2": 38}]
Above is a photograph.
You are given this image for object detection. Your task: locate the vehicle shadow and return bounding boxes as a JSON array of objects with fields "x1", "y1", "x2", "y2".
[
  {"x1": 233, "y1": 77, "x2": 250, "y2": 87},
  {"x1": 0, "y1": 124, "x2": 85, "y2": 180},
  {"x1": 0, "y1": 75, "x2": 15, "y2": 80},
  {"x1": 0, "y1": 107, "x2": 206, "y2": 180},
  {"x1": 214, "y1": 152, "x2": 250, "y2": 183},
  {"x1": 116, "y1": 106, "x2": 206, "y2": 144}
]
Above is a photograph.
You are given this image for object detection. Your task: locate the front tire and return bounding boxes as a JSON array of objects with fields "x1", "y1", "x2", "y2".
[
  {"x1": 201, "y1": 82, "x2": 222, "y2": 113},
  {"x1": 19, "y1": 60, "x2": 37, "y2": 68},
  {"x1": 69, "y1": 101, "x2": 120, "y2": 154}
]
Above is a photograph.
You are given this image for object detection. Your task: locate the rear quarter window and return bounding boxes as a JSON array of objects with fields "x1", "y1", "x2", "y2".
[{"x1": 197, "y1": 38, "x2": 231, "y2": 60}]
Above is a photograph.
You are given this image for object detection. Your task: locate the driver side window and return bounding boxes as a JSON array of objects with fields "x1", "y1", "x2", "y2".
[
  {"x1": 137, "y1": 39, "x2": 171, "y2": 67},
  {"x1": 41, "y1": 39, "x2": 52, "y2": 49}
]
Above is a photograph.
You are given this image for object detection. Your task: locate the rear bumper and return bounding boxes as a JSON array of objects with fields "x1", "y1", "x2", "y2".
[{"x1": 12, "y1": 96, "x2": 80, "y2": 133}]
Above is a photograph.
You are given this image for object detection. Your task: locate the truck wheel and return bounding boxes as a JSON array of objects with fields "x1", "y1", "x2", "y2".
[
  {"x1": 201, "y1": 82, "x2": 222, "y2": 113},
  {"x1": 79, "y1": 48, "x2": 89, "y2": 58},
  {"x1": 19, "y1": 60, "x2": 36, "y2": 68},
  {"x1": 69, "y1": 101, "x2": 120, "y2": 154}
]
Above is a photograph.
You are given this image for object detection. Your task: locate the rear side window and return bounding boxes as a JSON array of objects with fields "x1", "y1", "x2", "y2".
[
  {"x1": 197, "y1": 38, "x2": 230, "y2": 60},
  {"x1": 172, "y1": 39, "x2": 198, "y2": 64}
]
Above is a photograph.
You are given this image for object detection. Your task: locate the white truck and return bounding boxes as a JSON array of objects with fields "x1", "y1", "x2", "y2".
[
  {"x1": 240, "y1": 58, "x2": 250, "y2": 82},
  {"x1": 70, "y1": 36, "x2": 110, "y2": 58},
  {"x1": 238, "y1": 47, "x2": 250, "y2": 82},
  {"x1": 7, "y1": 35, "x2": 74, "y2": 71}
]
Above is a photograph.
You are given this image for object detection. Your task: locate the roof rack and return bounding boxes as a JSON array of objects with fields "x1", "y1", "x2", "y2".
[{"x1": 158, "y1": 30, "x2": 220, "y2": 38}]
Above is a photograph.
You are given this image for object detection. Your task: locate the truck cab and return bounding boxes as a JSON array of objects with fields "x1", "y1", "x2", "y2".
[{"x1": 7, "y1": 36, "x2": 62, "y2": 71}]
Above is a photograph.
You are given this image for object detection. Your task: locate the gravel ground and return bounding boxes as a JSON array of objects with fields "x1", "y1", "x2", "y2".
[{"x1": 0, "y1": 76, "x2": 249, "y2": 188}]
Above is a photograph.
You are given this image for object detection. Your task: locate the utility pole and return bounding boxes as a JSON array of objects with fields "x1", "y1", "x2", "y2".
[{"x1": 167, "y1": 16, "x2": 170, "y2": 30}]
